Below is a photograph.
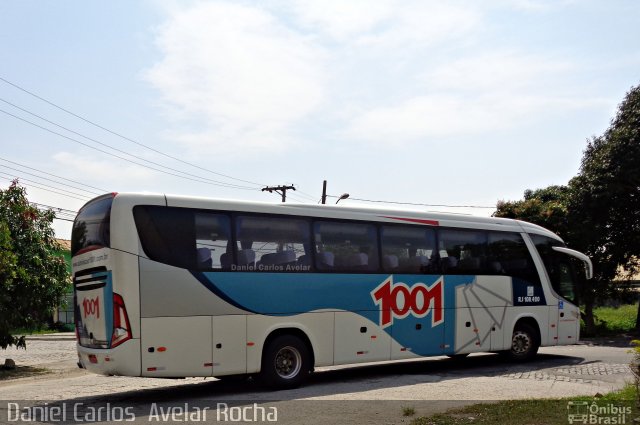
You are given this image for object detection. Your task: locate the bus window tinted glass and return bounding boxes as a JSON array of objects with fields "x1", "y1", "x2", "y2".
[
  {"x1": 487, "y1": 232, "x2": 540, "y2": 285},
  {"x1": 134, "y1": 206, "x2": 198, "y2": 269},
  {"x1": 195, "y1": 212, "x2": 231, "y2": 270},
  {"x1": 530, "y1": 234, "x2": 577, "y2": 303},
  {"x1": 133, "y1": 206, "x2": 232, "y2": 271},
  {"x1": 438, "y1": 229, "x2": 487, "y2": 274},
  {"x1": 72, "y1": 195, "x2": 113, "y2": 256},
  {"x1": 235, "y1": 215, "x2": 311, "y2": 271},
  {"x1": 380, "y1": 225, "x2": 436, "y2": 273},
  {"x1": 314, "y1": 221, "x2": 379, "y2": 272}
]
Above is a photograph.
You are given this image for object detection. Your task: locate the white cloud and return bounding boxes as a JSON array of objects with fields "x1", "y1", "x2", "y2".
[
  {"x1": 287, "y1": 0, "x2": 395, "y2": 41},
  {"x1": 344, "y1": 50, "x2": 607, "y2": 145},
  {"x1": 421, "y1": 51, "x2": 573, "y2": 93},
  {"x1": 499, "y1": 0, "x2": 576, "y2": 12},
  {"x1": 344, "y1": 95, "x2": 512, "y2": 143},
  {"x1": 354, "y1": 2, "x2": 481, "y2": 49},
  {"x1": 345, "y1": 92, "x2": 609, "y2": 144},
  {"x1": 289, "y1": 0, "x2": 481, "y2": 48},
  {"x1": 145, "y1": 2, "x2": 603, "y2": 151},
  {"x1": 145, "y1": 2, "x2": 326, "y2": 153}
]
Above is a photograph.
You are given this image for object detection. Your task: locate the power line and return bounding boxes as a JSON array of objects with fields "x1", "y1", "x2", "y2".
[
  {"x1": 0, "y1": 172, "x2": 92, "y2": 200},
  {"x1": 30, "y1": 202, "x2": 77, "y2": 215},
  {"x1": 325, "y1": 195, "x2": 496, "y2": 209},
  {"x1": 0, "y1": 164, "x2": 102, "y2": 196},
  {"x1": 0, "y1": 157, "x2": 108, "y2": 193},
  {"x1": 0, "y1": 78, "x2": 327, "y2": 201},
  {"x1": 0, "y1": 76, "x2": 266, "y2": 188},
  {"x1": 262, "y1": 185, "x2": 296, "y2": 203},
  {"x1": 53, "y1": 217, "x2": 74, "y2": 222},
  {"x1": 0, "y1": 102, "x2": 257, "y2": 191},
  {"x1": 0, "y1": 108, "x2": 259, "y2": 190},
  {"x1": 0, "y1": 175, "x2": 89, "y2": 201}
]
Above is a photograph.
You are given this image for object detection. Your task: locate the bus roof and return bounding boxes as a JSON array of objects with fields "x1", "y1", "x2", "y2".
[{"x1": 105, "y1": 192, "x2": 563, "y2": 242}]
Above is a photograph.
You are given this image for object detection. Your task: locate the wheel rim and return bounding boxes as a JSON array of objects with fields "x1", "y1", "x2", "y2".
[
  {"x1": 274, "y1": 345, "x2": 302, "y2": 379},
  {"x1": 511, "y1": 330, "x2": 531, "y2": 355}
]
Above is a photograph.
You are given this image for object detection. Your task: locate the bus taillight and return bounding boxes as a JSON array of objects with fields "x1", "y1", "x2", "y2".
[{"x1": 111, "y1": 293, "x2": 132, "y2": 348}]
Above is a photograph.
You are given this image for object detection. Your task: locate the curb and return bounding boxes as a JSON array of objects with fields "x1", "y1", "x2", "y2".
[{"x1": 24, "y1": 333, "x2": 75, "y2": 341}]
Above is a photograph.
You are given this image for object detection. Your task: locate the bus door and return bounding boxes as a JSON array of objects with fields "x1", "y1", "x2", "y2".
[{"x1": 548, "y1": 247, "x2": 589, "y2": 345}]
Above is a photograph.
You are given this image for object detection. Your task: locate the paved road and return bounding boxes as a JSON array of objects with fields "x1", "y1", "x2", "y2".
[{"x1": 0, "y1": 335, "x2": 634, "y2": 424}]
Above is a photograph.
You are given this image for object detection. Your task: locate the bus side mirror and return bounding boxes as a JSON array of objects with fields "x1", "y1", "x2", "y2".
[{"x1": 552, "y1": 246, "x2": 593, "y2": 280}]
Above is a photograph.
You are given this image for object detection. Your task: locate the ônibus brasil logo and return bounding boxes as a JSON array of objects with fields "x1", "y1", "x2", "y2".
[{"x1": 371, "y1": 276, "x2": 444, "y2": 328}]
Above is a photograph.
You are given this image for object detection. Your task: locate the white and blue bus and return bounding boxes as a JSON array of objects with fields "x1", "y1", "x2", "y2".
[{"x1": 72, "y1": 193, "x2": 592, "y2": 388}]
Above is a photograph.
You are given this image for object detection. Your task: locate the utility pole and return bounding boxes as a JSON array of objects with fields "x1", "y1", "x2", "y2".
[
  {"x1": 321, "y1": 180, "x2": 327, "y2": 204},
  {"x1": 262, "y1": 185, "x2": 295, "y2": 202}
]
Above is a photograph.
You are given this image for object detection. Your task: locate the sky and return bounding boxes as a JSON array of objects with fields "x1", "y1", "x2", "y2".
[{"x1": 1, "y1": 0, "x2": 639, "y2": 239}]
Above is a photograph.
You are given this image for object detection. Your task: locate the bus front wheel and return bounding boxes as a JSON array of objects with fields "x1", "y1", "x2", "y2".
[
  {"x1": 503, "y1": 322, "x2": 539, "y2": 361},
  {"x1": 260, "y1": 335, "x2": 311, "y2": 389}
]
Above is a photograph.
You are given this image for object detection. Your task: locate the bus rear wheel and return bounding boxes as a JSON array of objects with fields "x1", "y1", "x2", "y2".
[
  {"x1": 504, "y1": 323, "x2": 539, "y2": 361},
  {"x1": 260, "y1": 335, "x2": 311, "y2": 389}
]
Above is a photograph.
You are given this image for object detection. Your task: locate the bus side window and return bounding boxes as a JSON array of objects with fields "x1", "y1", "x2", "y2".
[
  {"x1": 438, "y1": 229, "x2": 487, "y2": 275},
  {"x1": 133, "y1": 205, "x2": 198, "y2": 270},
  {"x1": 195, "y1": 212, "x2": 231, "y2": 270},
  {"x1": 487, "y1": 231, "x2": 540, "y2": 285},
  {"x1": 380, "y1": 225, "x2": 436, "y2": 273},
  {"x1": 313, "y1": 221, "x2": 379, "y2": 272},
  {"x1": 235, "y1": 215, "x2": 311, "y2": 271}
]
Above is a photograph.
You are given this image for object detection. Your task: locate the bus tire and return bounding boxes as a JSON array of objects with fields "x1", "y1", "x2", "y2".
[
  {"x1": 504, "y1": 322, "x2": 539, "y2": 361},
  {"x1": 260, "y1": 334, "x2": 311, "y2": 389}
]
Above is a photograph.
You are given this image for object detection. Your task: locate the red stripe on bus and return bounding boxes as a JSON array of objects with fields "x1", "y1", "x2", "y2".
[
  {"x1": 381, "y1": 216, "x2": 439, "y2": 226},
  {"x1": 75, "y1": 245, "x2": 106, "y2": 256}
]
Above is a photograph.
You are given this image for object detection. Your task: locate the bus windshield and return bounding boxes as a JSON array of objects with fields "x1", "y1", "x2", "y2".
[{"x1": 530, "y1": 234, "x2": 580, "y2": 304}]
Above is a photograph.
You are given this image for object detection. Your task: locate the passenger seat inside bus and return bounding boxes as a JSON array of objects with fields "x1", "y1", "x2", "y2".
[
  {"x1": 237, "y1": 249, "x2": 256, "y2": 267},
  {"x1": 399, "y1": 255, "x2": 430, "y2": 272},
  {"x1": 441, "y1": 256, "x2": 459, "y2": 273},
  {"x1": 196, "y1": 247, "x2": 212, "y2": 269},
  {"x1": 383, "y1": 254, "x2": 399, "y2": 271},
  {"x1": 316, "y1": 252, "x2": 335, "y2": 270},
  {"x1": 341, "y1": 253, "x2": 369, "y2": 270},
  {"x1": 260, "y1": 251, "x2": 296, "y2": 266},
  {"x1": 458, "y1": 257, "x2": 481, "y2": 272}
]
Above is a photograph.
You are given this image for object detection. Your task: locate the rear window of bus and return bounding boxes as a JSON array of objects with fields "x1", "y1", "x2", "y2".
[{"x1": 71, "y1": 195, "x2": 113, "y2": 256}]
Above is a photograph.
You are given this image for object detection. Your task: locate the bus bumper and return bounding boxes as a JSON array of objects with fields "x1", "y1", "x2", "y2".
[{"x1": 76, "y1": 339, "x2": 141, "y2": 376}]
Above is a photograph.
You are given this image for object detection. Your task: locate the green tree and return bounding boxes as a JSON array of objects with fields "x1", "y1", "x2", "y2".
[
  {"x1": 495, "y1": 84, "x2": 640, "y2": 334},
  {"x1": 0, "y1": 180, "x2": 69, "y2": 350},
  {"x1": 569, "y1": 84, "x2": 640, "y2": 331},
  {"x1": 495, "y1": 185, "x2": 571, "y2": 239}
]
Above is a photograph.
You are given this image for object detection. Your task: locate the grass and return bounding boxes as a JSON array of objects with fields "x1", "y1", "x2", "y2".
[
  {"x1": 583, "y1": 303, "x2": 638, "y2": 336},
  {"x1": 11, "y1": 322, "x2": 75, "y2": 335},
  {"x1": 411, "y1": 385, "x2": 638, "y2": 425},
  {"x1": 0, "y1": 365, "x2": 49, "y2": 381},
  {"x1": 402, "y1": 406, "x2": 416, "y2": 417}
]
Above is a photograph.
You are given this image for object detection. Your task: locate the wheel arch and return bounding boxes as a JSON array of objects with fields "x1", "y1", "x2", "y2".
[
  {"x1": 512, "y1": 315, "x2": 542, "y2": 346},
  {"x1": 260, "y1": 327, "x2": 316, "y2": 372}
]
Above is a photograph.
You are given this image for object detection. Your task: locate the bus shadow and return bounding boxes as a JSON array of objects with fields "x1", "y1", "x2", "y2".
[{"x1": 58, "y1": 352, "x2": 586, "y2": 405}]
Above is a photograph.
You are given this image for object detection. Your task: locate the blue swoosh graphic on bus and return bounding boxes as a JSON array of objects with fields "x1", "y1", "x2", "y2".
[{"x1": 191, "y1": 272, "x2": 477, "y2": 356}]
